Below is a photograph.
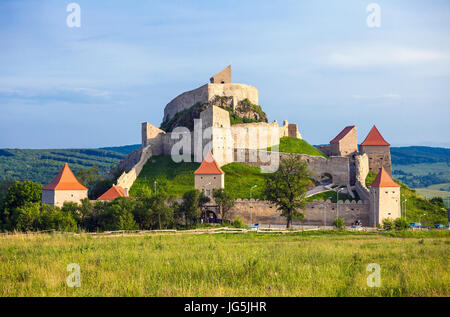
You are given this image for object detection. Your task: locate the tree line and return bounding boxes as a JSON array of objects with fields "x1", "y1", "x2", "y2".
[{"x1": 0, "y1": 155, "x2": 318, "y2": 232}]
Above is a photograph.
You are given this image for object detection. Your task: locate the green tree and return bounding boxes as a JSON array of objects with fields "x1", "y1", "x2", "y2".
[
  {"x1": 429, "y1": 197, "x2": 446, "y2": 209},
  {"x1": 394, "y1": 218, "x2": 410, "y2": 230},
  {"x1": 333, "y1": 217, "x2": 344, "y2": 229},
  {"x1": 76, "y1": 165, "x2": 101, "y2": 189},
  {"x1": 4, "y1": 181, "x2": 42, "y2": 210},
  {"x1": 263, "y1": 155, "x2": 313, "y2": 228},
  {"x1": 212, "y1": 188, "x2": 235, "y2": 222},
  {"x1": 15, "y1": 202, "x2": 41, "y2": 231},
  {"x1": 98, "y1": 197, "x2": 138, "y2": 231},
  {"x1": 180, "y1": 189, "x2": 210, "y2": 226},
  {"x1": 1, "y1": 181, "x2": 42, "y2": 230}
]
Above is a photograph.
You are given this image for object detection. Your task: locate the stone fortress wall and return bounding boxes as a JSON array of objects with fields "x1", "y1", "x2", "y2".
[
  {"x1": 354, "y1": 153, "x2": 370, "y2": 200},
  {"x1": 233, "y1": 149, "x2": 350, "y2": 185},
  {"x1": 115, "y1": 145, "x2": 153, "y2": 191},
  {"x1": 226, "y1": 199, "x2": 370, "y2": 226},
  {"x1": 111, "y1": 66, "x2": 398, "y2": 226},
  {"x1": 142, "y1": 105, "x2": 303, "y2": 166},
  {"x1": 163, "y1": 83, "x2": 259, "y2": 122}
]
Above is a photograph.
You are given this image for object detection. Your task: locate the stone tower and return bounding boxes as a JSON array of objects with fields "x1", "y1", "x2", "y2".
[
  {"x1": 329, "y1": 125, "x2": 358, "y2": 157},
  {"x1": 200, "y1": 105, "x2": 233, "y2": 166},
  {"x1": 210, "y1": 65, "x2": 232, "y2": 84},
  {"x1": 369, "y1": 167, "x2": 401, "y2": 226},
  {"x1": 360, "y1": 125, "x2": 392, "y2": 175},
  {"x1": 194, "y1": 152, "x2": 225, "y2": 198},
  {"x1": 42, "y1": 163, "x2": 88, "y2": 207}
]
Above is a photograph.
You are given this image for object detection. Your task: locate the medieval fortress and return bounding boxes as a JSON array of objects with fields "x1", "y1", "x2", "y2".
[{"x1": 43, "y1": 66, "x2": 401, "y2": 227}]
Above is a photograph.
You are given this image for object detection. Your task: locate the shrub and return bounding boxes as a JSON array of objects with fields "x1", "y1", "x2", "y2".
[
  {"x1": 395, "y1": 218, "x2": 410, "y2": 231},
  {"x1": 333, "y1": 217, "x2": 344, "y2": 229},
  {"x1": 383, "y1": 218, "x2": 395, "y2": 231},
  {"x1": 233, "y1": 217, "x2": 246, "y2": 228}
]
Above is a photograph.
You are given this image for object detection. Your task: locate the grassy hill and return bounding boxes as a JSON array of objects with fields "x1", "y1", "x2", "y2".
[
  {"x1": 268, "y1": 137, "x2": 327, "y2": 158},
  {"x1": 129, "y1": 156, "x2": 267, "y2": 199},
  {"x1": 416, "y1": 183, "x2": 450, "y2": 208},
  {"x1": 391, "y1": 146, "x2": 450, "y2": 188}
]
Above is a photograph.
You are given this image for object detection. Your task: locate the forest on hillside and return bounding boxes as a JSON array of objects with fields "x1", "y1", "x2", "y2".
[{"x1": 0, "y1": 145, "x2": 449, "y2": 189}]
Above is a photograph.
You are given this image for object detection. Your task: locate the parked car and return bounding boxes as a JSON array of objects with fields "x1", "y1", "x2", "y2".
[
  {"x1": 434, "y1": 224, "x2": 444, "y2": 229},
  {"x1": 446, "y1": 224, "x2": 450, "y2": 230},
  {"x1": 410, "y1": 222, "x2": 421, "y2": 228}
]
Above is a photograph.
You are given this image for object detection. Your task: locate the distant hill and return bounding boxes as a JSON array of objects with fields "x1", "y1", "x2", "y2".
[
  {"x1": 0, "y1": 148, "x2": 127, "y2": 185},
  {"x1": 100, "y1": 144, "x2": 141, "y2": 155},
  {"x1": 1, "y1": 144, "x2": 449, "y2": 190},
  {"x1": 391, "y1": 146, "x2": 450, "y2": 165}
]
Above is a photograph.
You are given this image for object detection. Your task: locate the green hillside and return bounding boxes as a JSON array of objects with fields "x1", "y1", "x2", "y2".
[
  {"x1": 267, "y1": 137, "x2": 327, "y2": 158},
  {"x1": 100, "y1": 144, "x2": 141, "y2": 154},
  {"x1": 129, "y1": 156, "x2": 200, "y2": 197},
  {"x1": 391, "y1": 146, "x2": 450, "y2": 165},
  {"x1": 0, "y1": 149, "x2": 126, "y2": 185},
  {"x1": 415, "y1": 184, "x2": 450, "y2": 208},
  {"x1": 129, "y1": 156, "x2": 267, "y2": 199}
]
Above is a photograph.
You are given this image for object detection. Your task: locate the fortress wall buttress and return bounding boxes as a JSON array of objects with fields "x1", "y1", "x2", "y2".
[
  {"x1": 354, "y1": 154, "x2": 370, "y2": 200},
  {"x1": 142, "y1": 122, "x2": 165, "y2": 155}
]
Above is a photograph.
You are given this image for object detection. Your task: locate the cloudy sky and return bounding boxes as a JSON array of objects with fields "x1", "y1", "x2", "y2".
[{"x1": 1, "y1": 0, "x2": 449, "y2": 148}]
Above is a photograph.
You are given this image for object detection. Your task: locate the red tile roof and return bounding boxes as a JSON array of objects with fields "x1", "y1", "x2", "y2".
[
  {"x1": 370, "y1": 167, "x2": 400, "y2": 187},
  {"x1": 43, "y1": 163, "x2": 88, "y2": 191},
  {"x1": 97, "y1": 186, "x2": 127, "y2": 201},
  {"x1": 330, "y1": 125, "x2": 355, "y2": 144},
  {"x1": 194, "y1": 152, "x2": 224, "y2": 175},
  {"x1": 360, "y1": 125, "x2": 390, "y2": 146}
]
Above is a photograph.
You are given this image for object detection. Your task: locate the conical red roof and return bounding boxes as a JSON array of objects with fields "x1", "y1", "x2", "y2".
[
  {"x1": 194, "y1": 152, "x2": 224, "y2": 175},
  {"x1": 361, "y1": 125, "x2": 390, "y2": 146},
  {"x1": 97, "y1": 186, "x2": 126, "y2": 201},
  {"x1": 370, "y1": 167, "x2": 400, "y2": 187},
  {"x1": 43, "y1": 163, "x2": 88, "y2": 191}
]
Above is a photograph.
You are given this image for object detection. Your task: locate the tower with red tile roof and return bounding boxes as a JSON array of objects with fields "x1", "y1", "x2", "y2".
[
  {"x1": 369, "y1": 167, "x2": 401, "y2": 226},
  {"x1": 360, "y1": 125, "x2": 392, "y2": 176},
  {"x1": 194, "y1": 152, "x2": 225, "y2": 198},
  {"x1": 41, "y1": 163, "x2": 88, "y2": 207}
]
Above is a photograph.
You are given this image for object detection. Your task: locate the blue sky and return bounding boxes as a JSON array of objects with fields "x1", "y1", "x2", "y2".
[{"x1": 1, "y1": 0, "x2": 449, "y2": 148}]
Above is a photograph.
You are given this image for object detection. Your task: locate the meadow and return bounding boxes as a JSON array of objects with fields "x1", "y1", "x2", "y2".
[{"x1": 0, "y1": 231, "x2": 448, "y2": 297}]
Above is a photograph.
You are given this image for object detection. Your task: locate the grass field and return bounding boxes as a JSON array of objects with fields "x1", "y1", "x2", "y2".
[{"x1": 0, "y1": 231, "x2": 448, "y2": 297}]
